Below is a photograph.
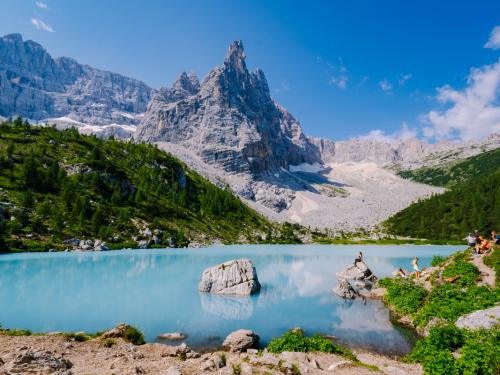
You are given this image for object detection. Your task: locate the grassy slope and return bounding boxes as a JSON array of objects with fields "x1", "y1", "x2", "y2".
[
  {"x1": 387, "y1": 148, "x2": 500, "y2": 240},
  {"x1": 378, "y1": 249, "x2": 499, "y2": 374},
  {"x1": 0, "y1": 119, "x2": 292, "y2": 252}
]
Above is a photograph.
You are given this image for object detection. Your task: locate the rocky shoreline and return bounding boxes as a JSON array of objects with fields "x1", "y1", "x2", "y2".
[{"x1": 0, "y1": 329, "x2": 422, "y2": 375}]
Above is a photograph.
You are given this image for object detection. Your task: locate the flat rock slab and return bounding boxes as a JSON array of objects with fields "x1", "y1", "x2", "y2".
[
  {"x1": 198, "y1": 258, "x2": 261, "y2": 295},
  {"x1": 455, "y1": 306, "x2": 500, "y2": 330}
]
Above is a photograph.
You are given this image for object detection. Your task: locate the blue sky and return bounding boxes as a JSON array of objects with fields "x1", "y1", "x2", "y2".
[{"x1": 1, "y1": 0, "x2": 500, "y2": 141}]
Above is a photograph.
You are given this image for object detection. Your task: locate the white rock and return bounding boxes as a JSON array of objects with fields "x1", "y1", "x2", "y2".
[
  {"x1": 166, "y1": 366, "x2": 182, "y2": 375},
  {"x1": 198, "y1": 259, "x2": 260, "y2": 295},
  {"x1": 455, "y1": 306, "x2": 500, "y2": 330},
  {"x1": 222, "y1": 329, "x2": 260, "y2": 352}
]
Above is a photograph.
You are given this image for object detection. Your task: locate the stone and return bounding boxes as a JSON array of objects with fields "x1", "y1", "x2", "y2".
[
  {"x1": 455, "y1": 306, "x2": 500, "y2": 330},
  {"x1": 101, "y1": 323, "x2": 131, "y2": 339},
  {"x1": 245, "y1": 349, "x2": 258, "y2": 355},
  {"x1": 222, "y1": 329, "x2": 260, "y2": 352},
  {"x1": 335, "y1": 261, "x2": 377, "y2": 282},
  {"x1": 279, "y1": 351, "x2": 308, "y2": 363},
  {"x1": 157, "y1": 332, "x2": 186, "y2": 341},
  {"x1": 327, "y1": 360, "x2": 351, "y2": 371},
  {"x1": 198, "y1": 258, "x2": 261, "y2": 295},
  {"x1": 332, "y1": 279, "x2": 358, "y2": 299},
  {"x1": 166, "y1": 366, "x2": 182, "y2": 375},
  {"x1": 200, "y1": 359, "x2": 216, "y2": 371},
  {"x1": 4, "y1": 348, "x2": 73, "y2": 374},
  {"x1": 212, "y1": 353, "x2": 226, "y2": 368}
]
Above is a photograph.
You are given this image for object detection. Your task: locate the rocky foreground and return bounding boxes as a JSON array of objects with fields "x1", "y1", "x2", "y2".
[{"x1": 0, "y1": 333, "x2": 422, "y2": 375}]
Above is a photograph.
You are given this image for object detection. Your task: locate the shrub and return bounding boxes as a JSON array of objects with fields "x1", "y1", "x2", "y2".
[
  {"x1": 431, "y1": 255, "x2": 446, "y2": 267},
  {"x1": 378, "y1": 278, "x2": 428, "y2": 315},
  {"x1": 103, "y1": 338, "x2": 116, "y2": 348},
  {"x1": 64, "y1": 332, "x2": 89, "y2": 342},
  {"x1": 232, "y1": 364, "x2": 241, "y2": 375},
  {"x1": 456, "y1": 328, "x2": 500, "y2": 375},
  {"x1": 267, "y1": 331, "x2": 356, "y2": 361},
  {"x1": 483, "y1": 248, "x2": 500, "y2": 284},
  {"x1": 1, "y1": 328, "x2": 32, "y2": 336},
  {"x1": 442, "y1": 256, "x2": 479, "y2": 287},
  {"x1": 123, "y1": 325, "x2": 145, "y2": 345}
]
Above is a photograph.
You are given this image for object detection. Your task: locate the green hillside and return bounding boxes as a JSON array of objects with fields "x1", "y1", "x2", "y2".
[
  {"x1": 398, "y1": 147, "x2": 500, "y2": 187},
  {"x1": 0, "y1": 118, "x2": 291, "y2": 252},
  {"x1": 386, "y1": 170, "x2": 500, "y2": 240}
]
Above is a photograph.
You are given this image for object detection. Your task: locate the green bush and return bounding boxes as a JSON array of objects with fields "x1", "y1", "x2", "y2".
[
  {"x1": 483, "y1": 248, "x2": 500, "y2": 284},
  {"x1": 413, "y1": 284, "x2": 499, "y2": 327},
  {"x1": 442, "y1": 255, "x2": 479, "y2": 287},
  {"x1": 431, "y1": 255, "x2": 446, "y2": 267},
  {"x1": 378, "y1": 277, "x2": 428, "y2": 315},
  {"x1": 123, "y1": 325, "x2": 145, "y2": 345},
  {"x1": 267, "y1": 331, "x2": 356, "y2": 361},
  {"x1": 102, "y1": 338, "x2": 116, "y2": 348},
  {"x1": 1, "y1": 328, "x2": 32, "y2": 336},
  {"x1": 405, "y1": 325, "x2": 500, "y2": 375}
]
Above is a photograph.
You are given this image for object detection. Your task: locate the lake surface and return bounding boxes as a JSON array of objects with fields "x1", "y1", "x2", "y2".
[{"x1": 0, "y1": 244, "x2": 462, "y2": 355}]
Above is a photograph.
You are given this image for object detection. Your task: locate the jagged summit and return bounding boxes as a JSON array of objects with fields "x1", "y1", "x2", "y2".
[
  {"x1": 224, "y1": 40, "x2": 247, "y2": 75},
  {"x1": 173, "y1": 71, "x2": 200, "y2": 94}
]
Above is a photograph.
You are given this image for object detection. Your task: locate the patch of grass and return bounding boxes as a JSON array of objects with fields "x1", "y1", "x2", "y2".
[
  {"x1": 1, "y1": 328, "x2": 32, "y2": 336},
  {"x1": 123, "y1": 325, "x2": 145, "y2": 345},
  {"x1": 64, "y1": 332, "x2": 90, "y2": 342},
  {"x1": 102, "y1": 338, "x2": 116, "y2": 348},
  {"x1": 232, "y1": 364, "x2": 241, "y2": 375},
  {"x1": 378, "y1": 277, "x2": 428, "y2": 315},
  {"x1": 483, "y1": 247, "x2": 500, "y2": 284},
  {"x1": 431, "y1": 255, "x2": 446, "y2": 267},
  {"x1": 442, "y1": 252, "x2": 479, "y2": 287},
  {"x1": 267, "y1": 331, "x2": 357, "y2": 361}
]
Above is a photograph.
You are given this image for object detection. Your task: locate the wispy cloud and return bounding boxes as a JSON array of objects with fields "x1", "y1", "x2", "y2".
[
  {"x1": 423, "y1": 59, "x2": 500, "y2": 141},
  {"x1": 356, "y1": 122, "x2": 418, "y2": 143},
  {"x1": 356, "y1": 76, "x2": 368, "y2": 88},
  {"x1": 398, "y1": 73, "x2": 412, "y2": 85},
  {"x1": 31, "y1": 18, "x2": 54, "y2": 32},
  {"x1": 274, "y1": 79, "x2": 291, "y2": 93},
  {"x1": 35, "y1": 0, "x2": 48, "y2": 9},
  {"x1": 317, "y1": 56, "x2": 349, "y2": 90},
  {"x1": 484, "y1": 25, "x2": 500, "y2": 49},
  {"x1": 379, "y1": 79, "x2": 393, "y2": 92}
]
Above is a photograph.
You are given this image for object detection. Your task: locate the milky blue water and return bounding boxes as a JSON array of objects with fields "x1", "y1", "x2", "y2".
[{"x1": 0, "y1": 244, "x2": 462, "y2": 355}]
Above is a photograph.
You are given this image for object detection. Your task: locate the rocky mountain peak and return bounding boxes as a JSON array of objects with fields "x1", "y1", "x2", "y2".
[
  {"x1": 3, "y1": 33, "x2": 23, "y2": 42},
  {"x1": 224, "y1": 40, "x2": 248, "y2": 77},
  {"x1": 173, "y1": 71, "x2": 200, "y2": 95}
]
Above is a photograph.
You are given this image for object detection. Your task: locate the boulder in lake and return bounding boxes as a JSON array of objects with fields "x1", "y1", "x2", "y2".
[
  {"x1": 222, "y1": 329, "x2": 260, "y2": 352},
  {"x1": 335, "y1": 260, "x2": 377, "y2": 282},
  {"x1": 157, "y1": 332, "x2": 186, "y2": 340},
  {"x1": 332, "y1": 279, "x2": 358, "y2": 299},
  {"x1": 198, "y1": 258, "x2": 261, "y2": 295}
]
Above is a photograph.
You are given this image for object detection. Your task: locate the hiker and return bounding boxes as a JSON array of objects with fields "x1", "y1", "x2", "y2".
[
  {"x1": 474, "y1": 230, "x2": 481, "y2": 247},
  {"x1": 412, "y1": 257, "x2": 421, "y2": 280},
  {"x1": 465, "y1": 233, "x2": 476, "y2": 249},
  {"x1": 491, "y1": 231, "x2": 500, "y2": 245},
  {"x1": 354, "y1": 251, "x2": 363, "y2": 267},
  {"x1": 476, "y1": 236, "x2": 491, "y2": 254}
]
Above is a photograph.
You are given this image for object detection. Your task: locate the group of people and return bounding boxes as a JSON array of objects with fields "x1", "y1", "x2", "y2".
[{"x1": 465, "y1": 230, "x2": 500, "y2": 254}]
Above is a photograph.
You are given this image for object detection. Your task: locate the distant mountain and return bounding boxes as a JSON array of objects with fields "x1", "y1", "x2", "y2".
[{"x1": 0, "y1": 33, "x2": 152, "y2": 131}]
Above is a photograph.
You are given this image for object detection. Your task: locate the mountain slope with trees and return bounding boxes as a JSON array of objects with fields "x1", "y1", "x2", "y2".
[
  {"x1": 0, "y1": 118, "x2": 296, "y2": 252},
  {"x1": 387, "y1": 149, "x2": 500, "y2": 239}
]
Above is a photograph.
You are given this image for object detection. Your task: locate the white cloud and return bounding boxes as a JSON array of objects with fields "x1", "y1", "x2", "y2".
[
  {"x1": 35, "y1": 1, "x2": 48, "y2": 9},
  {"x1": 31, "y1": 18, "x2": 54, "y2": 32},
  {"x1": 484, "y1": 26, "x2": 500, "y2": 49},
  {"x1": 398, "y1": 73, "x2": 412, "y2": 85},
  {"x1": 274, "y1": 79, "x2": 291, "y2": 93},
  {"x1": 357, "y1": 122, "x2": 418, "y2": 143},
  {"x1": 379, "y1": 79, "x2": 392, "y2": 92},
  {"x1": 330, "y1": 75, "x2": 348, "y2": 89},
  {"x1": 423, "y1": 59, "x2": 500, "y2": 141}
]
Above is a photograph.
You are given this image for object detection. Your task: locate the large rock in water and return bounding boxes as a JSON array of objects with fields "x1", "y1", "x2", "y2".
[
  {"x1": 335, "y1": 261, "x2": 377, "y2": 282},
  {"x1": 198, "y1": 258, "x2": 261, "y2": 295},
  {"x1": 332, "y1": 279, "x2": 358, "y2": 299}
]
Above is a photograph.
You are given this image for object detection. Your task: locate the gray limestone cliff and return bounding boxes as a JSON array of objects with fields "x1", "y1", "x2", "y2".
[{"x1": 0, "y1": 33, "x2": 151, "y2": 125}]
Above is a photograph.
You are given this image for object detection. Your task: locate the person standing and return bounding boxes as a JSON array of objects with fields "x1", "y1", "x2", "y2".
[
  {"x1": 354, "y1": 251, "x2": 363, "y2": 267},
  {"x1": 412, "y1": 257, "x2": 421, "y2": 280}
]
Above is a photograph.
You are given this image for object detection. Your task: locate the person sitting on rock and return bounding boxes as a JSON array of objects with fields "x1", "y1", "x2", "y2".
[
  {"x1": 354, "y1": 251, "x2": 363, "y2": 267},
  {"x1": 491, "y1": 231, "x2": 500, "y2": 245},
  {"x1": 476, "y1": 236, "x2": 491, "y2": 254},
  {"x1": 396, "y1": 268, "x2": 407, "y2": 278},
  {"x1": 412, "y1": 257, "x2": 421, "y2": 280}
]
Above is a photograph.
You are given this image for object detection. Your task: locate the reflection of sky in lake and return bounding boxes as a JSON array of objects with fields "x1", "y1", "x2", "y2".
[{"x1": 0, "y1": 244, "x2": 462, "y2": 355}]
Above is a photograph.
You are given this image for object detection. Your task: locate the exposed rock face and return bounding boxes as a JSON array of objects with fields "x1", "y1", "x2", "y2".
[
  {"x1": 222, "y1": 329, "x2": 260, "y2": 352},
  {"x1": 134, "y1": 41, "x2": 322, "y2": 211},
  {"x1": 0, "y1": 33, "x2": 151, "y2": 126},
  {"x1": 335, "y1": 261, "x2": 377, "y2": 282},
  {"x1": 455, "y1": 306, "x2": 500, "y2": 330},
  {"x1": 3, "y1": 348, "x2": 73, "y2": 374},
  {"x1": 198, "y1": 258, "x2": 261, "y2": 295},
  {"x1": 332, "y1": 279, "x2": 358, "y2": 299}
]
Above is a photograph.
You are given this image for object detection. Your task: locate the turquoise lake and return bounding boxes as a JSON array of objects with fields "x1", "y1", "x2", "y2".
[{"x1": 0, "y1": 244, "x2": 463, "y2": 355}]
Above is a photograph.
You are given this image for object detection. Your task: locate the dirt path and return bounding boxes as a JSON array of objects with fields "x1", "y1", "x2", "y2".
[{"x1": 471, "y1": 254, "x2": 496, "y2": 288}]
